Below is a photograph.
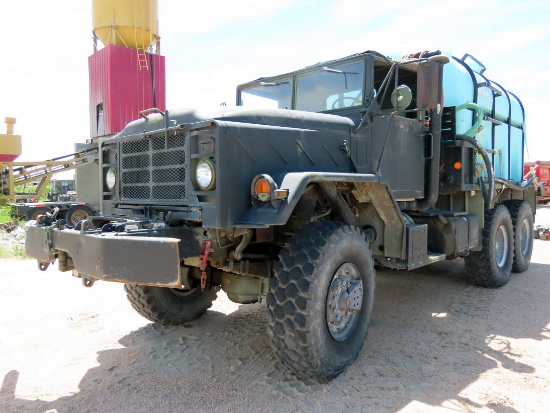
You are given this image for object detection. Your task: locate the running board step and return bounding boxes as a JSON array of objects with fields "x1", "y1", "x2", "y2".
[{"x1": 379, "y1": 224, "x2": 446, "y2": 270}]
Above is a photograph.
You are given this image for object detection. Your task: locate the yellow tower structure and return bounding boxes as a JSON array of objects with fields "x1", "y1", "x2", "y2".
[
  {"x1": 92, "y1": 0, "x2": 160, "y2": 60},
  {"x1": 0, "y1": 117, "x2": 22, "y2": 162}
]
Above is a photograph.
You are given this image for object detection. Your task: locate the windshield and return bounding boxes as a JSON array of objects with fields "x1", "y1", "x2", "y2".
[
  {"x1": 296, "y1": 61, "x2": 365, "y2": 112},
  {"x1": 237, "y1": 60, "x2": 366, "y2": 113},
  {"x1": 239, "y1": 79, "x2": 293, "y2": 109}
]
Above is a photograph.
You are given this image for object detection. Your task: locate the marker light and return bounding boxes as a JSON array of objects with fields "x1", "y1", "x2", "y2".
[{"x1": 255, "y1": 178, "x2": 271, "y2": 201}]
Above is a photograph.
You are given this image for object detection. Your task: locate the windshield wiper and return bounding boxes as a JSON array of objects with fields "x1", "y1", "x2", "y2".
[
  {"x1": 322, "y1": 67, "x2": 358, "y2": 89},
  {"x1": 259, "y1": 81, "x2": 290, "y2": 87}
]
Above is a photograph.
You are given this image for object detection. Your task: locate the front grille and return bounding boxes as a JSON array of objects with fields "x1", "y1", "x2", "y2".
[{"x1": 120, "y1": 133, "x2": 187, "y2": 203}]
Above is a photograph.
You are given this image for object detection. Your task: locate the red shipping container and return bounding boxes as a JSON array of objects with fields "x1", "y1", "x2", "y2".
[{"x1": 89, "y1": 44, "x2": 166, "y2": 138}]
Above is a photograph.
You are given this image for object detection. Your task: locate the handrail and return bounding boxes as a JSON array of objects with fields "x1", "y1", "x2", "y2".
[{"x1": 139, "y1": 108, "x2": 165, "y2": 121}]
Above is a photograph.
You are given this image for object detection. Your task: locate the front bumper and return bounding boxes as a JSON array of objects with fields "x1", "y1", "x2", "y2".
[{"x1": 25, "y1": 222, "x2": 200, "y2": 287}]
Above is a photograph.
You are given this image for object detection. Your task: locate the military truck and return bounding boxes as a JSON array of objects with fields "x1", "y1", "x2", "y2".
[{"x1": 25, "y1": 50, "x2": 535, "y2": 381}]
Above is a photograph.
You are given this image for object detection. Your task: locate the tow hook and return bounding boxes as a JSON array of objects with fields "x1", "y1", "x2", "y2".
[
  {"x1": 82, "y1": 276, "x2": 95, "y2": 288},
  {"x1": 38, "y1": 262, "x2": 50, "y2": 271},
  {"x1": 199, "y1": 240, "x2": 213, "y2": 291}
]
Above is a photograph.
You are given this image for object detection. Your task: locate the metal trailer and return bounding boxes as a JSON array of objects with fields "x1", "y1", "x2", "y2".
[
  {"x1": 1, "y1": 149, "x2": 99, "y2": 224},
  {"x1": 25, "y1": 50, "x2": 536, "y2": 382},
  {"x1": 9, "y1": 201, "x2": 96, "y2": 225}
]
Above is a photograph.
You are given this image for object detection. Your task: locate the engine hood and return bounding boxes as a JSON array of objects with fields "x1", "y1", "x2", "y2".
[{"x1": 116, "y1": 106, "x2": 355, "y2": 138}]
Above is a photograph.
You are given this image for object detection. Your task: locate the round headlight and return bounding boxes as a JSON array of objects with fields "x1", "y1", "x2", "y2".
[
  {"x1": 106, "y1": 167, "x2": 117, "y2": 191},
  {"x1": 195, "y1": 160, "x2": 215, "y2": 190}
]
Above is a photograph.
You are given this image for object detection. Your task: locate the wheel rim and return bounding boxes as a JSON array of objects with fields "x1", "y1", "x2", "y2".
[
  {"x1": 28, "y1": 209, "x2": 48, "y2": 220},
  {"x1": 30, "y1": 211, "x2": 44, "y2": 220},
  {"x1": 326, "y1": 262, "x2": 363, "y2": 341},
  {"x1": 495, "y1": 224, "x2": 509, "y2": 268},
  {"x1": 519, "y1": 218, "x2": 531, "y2": 255},
  {"x1": 70, "y1": 209, "x2": 90, "y2": 225}
]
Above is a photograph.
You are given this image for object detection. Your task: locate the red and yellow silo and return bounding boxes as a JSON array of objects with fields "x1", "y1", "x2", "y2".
[{"x1": 89, "y1": 0, "x2": 166, "y2": 138}]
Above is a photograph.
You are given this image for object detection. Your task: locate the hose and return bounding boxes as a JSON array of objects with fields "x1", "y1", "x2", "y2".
[
  {"x1": 495, "y1": 177, "x2": 534, "y2": 191},
  {"x1": 456, "y1": 103, "x2": 484, "y2": 137},
  {"x1": 455, "y1": 103, "x2": 496, "y2": 208},
  {"x1": 455, "y1": 134, "x2": 495, "y2": 209},
  {"x1": 456, "y1": 103, "x2": 533, "y2": 206}
]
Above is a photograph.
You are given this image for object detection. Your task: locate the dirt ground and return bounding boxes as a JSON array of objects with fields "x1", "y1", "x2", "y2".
[{"x1": 1, "y1": 206, "x2": 549, "y2": 413}]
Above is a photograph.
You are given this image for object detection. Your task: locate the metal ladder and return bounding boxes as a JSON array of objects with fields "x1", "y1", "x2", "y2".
[{"x1": 135, "y1": 0, "x2": 149, "y2": 71}]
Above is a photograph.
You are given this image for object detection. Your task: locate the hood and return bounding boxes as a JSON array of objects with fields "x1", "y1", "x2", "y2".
[{"x1": 116, "y1": 106, "x2": 355, "y2": 138}]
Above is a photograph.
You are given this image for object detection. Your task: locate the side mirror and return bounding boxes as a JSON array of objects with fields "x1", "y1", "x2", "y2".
[
  {"x1": 391, "y1": 85, "x2": 412, "y2": 110},
  {"x1": 417, "y1": 56, "x2": 449, "y2": 110}
]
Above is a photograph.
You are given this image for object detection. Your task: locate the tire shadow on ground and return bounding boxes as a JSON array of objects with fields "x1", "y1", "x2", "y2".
[{"x1": 2, "y1": 260, "x2": 548, "y2": 412}]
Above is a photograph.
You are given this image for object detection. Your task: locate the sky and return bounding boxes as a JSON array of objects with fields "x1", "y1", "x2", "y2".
[{"x1": 1, "y1": 0, "x2": 549, "y2": 168}]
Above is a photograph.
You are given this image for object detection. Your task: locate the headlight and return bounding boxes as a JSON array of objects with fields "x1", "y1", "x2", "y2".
[
  {"x1": 105, "y1": 167, "x2": 117, "y2": 191},
  {"x1": 195, "y1": 160, "x2": 215, "y2": 190}
]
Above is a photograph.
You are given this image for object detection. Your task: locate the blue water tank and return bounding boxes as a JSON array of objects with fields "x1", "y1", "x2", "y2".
[{"x1": 442, "y1": 54, "x2": 525, "y2": 182}]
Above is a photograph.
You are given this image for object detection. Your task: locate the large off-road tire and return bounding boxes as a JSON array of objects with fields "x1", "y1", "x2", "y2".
[
  {"x1": 464, "y1": 204, "x2": 514, "y2": 288},
  {"x1": 267, "y1": 221, "x2": 375, "y2": 382},
  {"x1": 124, "y1": 284, "x2": 218, "y2": 326},
  {"x1": 503, "y1": 200, "x2": 534, "y2": 273}
]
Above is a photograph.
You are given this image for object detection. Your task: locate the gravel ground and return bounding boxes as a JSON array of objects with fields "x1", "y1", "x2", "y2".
[{"x1": 0, "y1": 206, "x2": 549, "y2": 413}]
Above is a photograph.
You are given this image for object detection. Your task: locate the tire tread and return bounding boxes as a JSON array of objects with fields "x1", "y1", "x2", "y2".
[
  {"x1": 267, "y1": 221, "x2": 372, "y2": 381},
  {"x1": 503, "y1": 200, "x2": 534, "y2": 273},
  {"x1": 465, "y1": 204, "x2": 512, "y2": 288},
  {"x1": 124, "y1": 284, "x2": 217, "y2": 326}
]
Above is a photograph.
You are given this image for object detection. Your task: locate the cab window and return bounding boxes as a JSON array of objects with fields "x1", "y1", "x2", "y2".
[
  {"x1": 239, "y1": 79, "x2": 293, "y2": 109},
  {"x1": 295, "y1": 61, "x2": 365, "y2": 112}
]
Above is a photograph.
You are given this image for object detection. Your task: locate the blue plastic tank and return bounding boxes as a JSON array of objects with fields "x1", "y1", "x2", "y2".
[{"x1": 442, "y1": 54, "x2": 525, "y2": 182}]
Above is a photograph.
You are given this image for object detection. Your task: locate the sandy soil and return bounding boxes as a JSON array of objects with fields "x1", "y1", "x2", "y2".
[{"x1": 1, "y1": 206, "x2": 549, "y2": 413}]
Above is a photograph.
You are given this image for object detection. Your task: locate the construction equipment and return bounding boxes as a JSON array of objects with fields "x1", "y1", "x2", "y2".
[
  {"x1": 1, "y1": 149, "x2": 98, "y2": 201},
  {"x1": 25, "y1": 50, "x2": 536, "y2": 382},
  {"x1": 1, "y1": 149, "x2": 98, "y2": 224},
  {"x1": 534, "y1": 225, "x2": 550, "y2": 240},
  {"x1": 524, "y1": 161, "x2": 550, "y2": 203}
]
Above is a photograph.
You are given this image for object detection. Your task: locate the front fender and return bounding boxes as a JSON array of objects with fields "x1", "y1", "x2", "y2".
[
  {"x1": 236, "y1": 172, "x2": 381, "y2": 228},
  {"x1": 236, "y1": 172, "x2": 406, "y2": 259}
]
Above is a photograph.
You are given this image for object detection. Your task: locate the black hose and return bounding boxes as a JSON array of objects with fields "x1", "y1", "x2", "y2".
[
  {"x1": 455, "y1": 134, "x2": 495, "y2": 209},
  {"x1": 495, "y1": 177, "x2": 534, "y2": 191}
]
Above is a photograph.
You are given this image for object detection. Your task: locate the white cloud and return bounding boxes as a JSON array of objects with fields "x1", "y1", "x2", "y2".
[{"x1": 160, "y1": 0, "x2": 299, "y2": 34}]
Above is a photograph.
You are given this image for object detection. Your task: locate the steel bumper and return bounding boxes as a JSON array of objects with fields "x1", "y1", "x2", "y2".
[{"x1": 25, "y1": 224, "x2": 191, "y2": 287}]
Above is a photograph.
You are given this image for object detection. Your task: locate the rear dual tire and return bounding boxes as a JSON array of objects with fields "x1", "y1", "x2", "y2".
[
  {"x1": 465, "y1": 201, "x2": 533, "y2": 288},
  {"x1": 465, "y1": 204, "x2": 513, "y2": 288},
  {"x1": 504, "y1": 200, "x2": 534, "y2": 273}
]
